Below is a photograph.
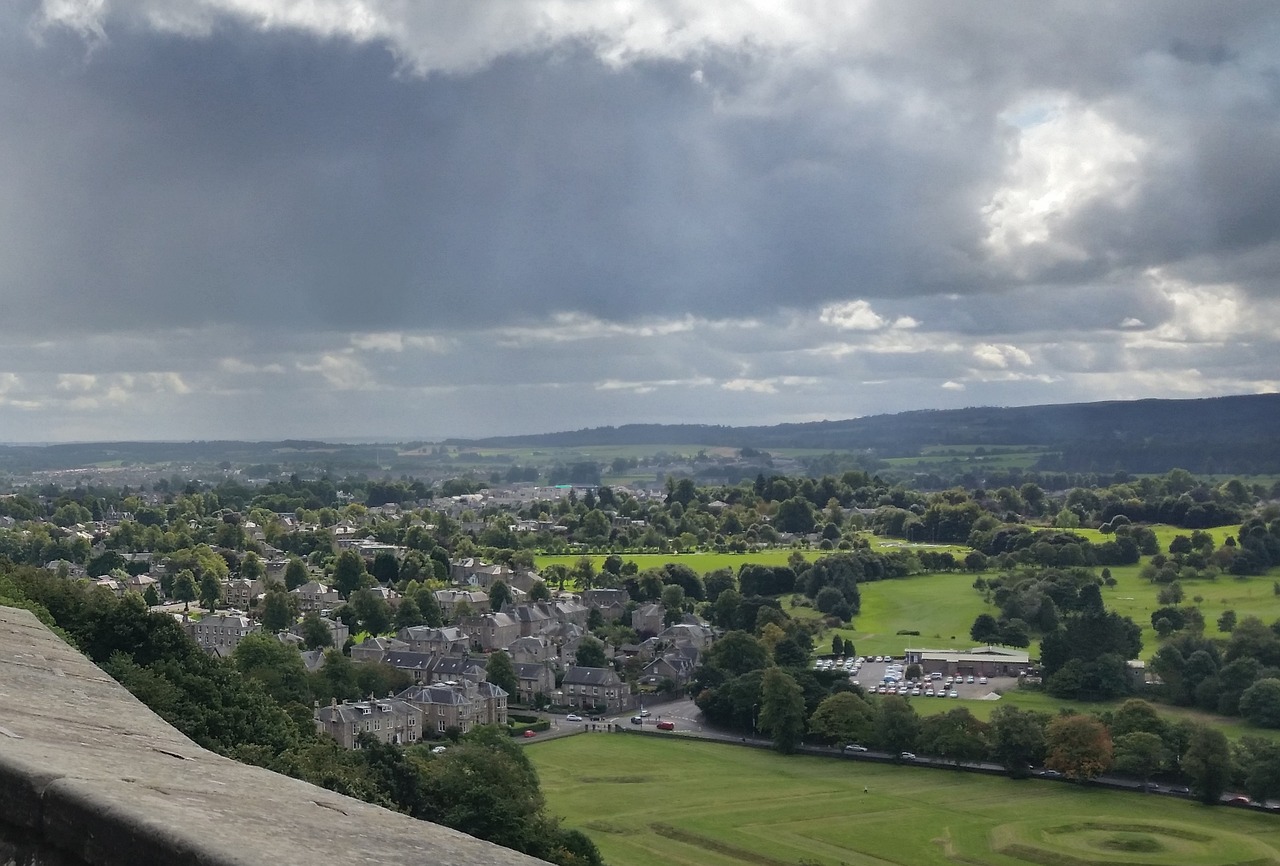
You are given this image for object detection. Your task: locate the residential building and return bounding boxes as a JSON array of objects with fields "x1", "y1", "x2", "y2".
[
  {"x1": 560, "y1": 665, "x2": 631, "y2": 713},
  {"x1": 459, "y1": 612, "x2": 520, "y2": 652},
  {"x1": 397, "y1": 680, "x2": 508, "y2": 737},
  {"x1": 185, "y1": 613, "x2": 259, "y2": 654},
  {"x1": 291, "y1": 580, "x2": 341, "y2": 613},
  {"x1": 314, "y1": 696, "x2": 422, "y2": 749},
  {"x1": 512, "y1": 661, "x2": 556, "y2": 705},
  {"x1": 632, "y1": 603, "x2": 665, "y2": 635}
]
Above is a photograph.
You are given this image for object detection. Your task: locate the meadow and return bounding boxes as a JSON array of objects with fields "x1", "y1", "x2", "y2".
[{"x1": 530, "y1": 735, "x2": 1280, "y2": 866}]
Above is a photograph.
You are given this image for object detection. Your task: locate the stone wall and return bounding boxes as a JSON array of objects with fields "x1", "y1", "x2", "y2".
[{"x1": 0, "y1": 606, "x2": 547, "y2": 866}]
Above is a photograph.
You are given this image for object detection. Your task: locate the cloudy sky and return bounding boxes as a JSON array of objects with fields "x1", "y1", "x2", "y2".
[{"x1": 2, "y1": 1, "x2": 1278, "y2": 442}]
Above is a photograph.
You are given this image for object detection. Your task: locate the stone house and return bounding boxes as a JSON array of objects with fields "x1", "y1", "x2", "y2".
[
  {"x1": 291, "y1": 580, "x2": 342, "y2": 613},
  {"x1": 397, "y1": 625, "x2": 469, "y2": 656},
  {"x1": 631, "y1": 603, "x2": 665, "y2": 635},
  {"x1": 185, "y1": 613, "x2": 259, "y2": 654},
  {"x1": 433, "y1": 589, "x2": 489, "y2": 620},
  {"x1": 560, "y1": 665, "x2": 631, "y2": 713},
  {"x1": 460, "y1": 612, "x2": 521, "y2": 652},
  {"x1": 512, "y1": 661, "x2": 556, "y2": 705},
  {"x1": 314, "y1": 696, "x2": 422, "y2": 748},
  {"x1": 397, "y1": 680, "x2": 507, "y2": 737}
]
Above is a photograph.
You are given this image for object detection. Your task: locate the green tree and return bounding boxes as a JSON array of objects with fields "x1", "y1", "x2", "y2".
[
  {"x1": 970, "y1": 613, "x2": 1000, "y2": 644},
  {"x1": 1113, "y1": 732, "x2": 1165, "y2": 786},
  {"x1": 486, "y1": 650, "x2": 519, "y2": 699},
  {"x1": 1044, "y1": 714, "x2": 1113, "y2": 781},
  {"x1": 528, "y1": 580, "x2": 551, "y2": 602},
  {"x1": 142, "y1": 585, "x2": 161, "y2": 607},
  {"x1": 416, "y1": 587, "x2": 444, "y2": 628},
  {"x1": 231, "y1": 632, "x2": 310, "y2": 706},
  {"x1": 489, "y1": 579, "x2": 513, "y2": 612},
  {"x1": 198, "y1": 572, "x2": 222, "y2": 612},
  {"x1": 260, "y1": 588, "x2": 295, "y2": 633},
  {"x1": 874, "y1": 696, "x2": 921, "y2": 756},
  {"x1": 284, "y1": 557, "x2": 310, "y2": 591},
  {"x1": 1183, "y1": 725, "x2": 1231, "y2": 804},
  {"x1": 807, "y1": 691, "x2": 875, "y2": 745},
  {"x1": 757, "y1": 667, "x2": 806, "y2": 753},
  {"x1": 1240, "y1": 678, "x2": 1280, "y2": 728},
  {"x1": 393, "y1": 595, "x2": 424, "y2": 630},
  {"x1": 173, "y1": 569, "x2": 198, "y2": 611},
  {"x1": 333, "y1": 550, "x2": 368, "y2": 599},
  {"x1": 573, "y1": 636, "x2": 608, "y2": 669},
  {"x1": 917, "y1": 708, "x2": 989, "y2": 765},
  {"x1": 703, "y1": 630, "x2": 770, "y2": 678},
  {"x1": 240, "y1": 551, "x2": 265, "y2": 582},
  {"x1": 990, "y1": 705, "x2": 1047, "y2": 777},
  {"x1": 301, "y1": 610, "x2": 333, "y2": 650},
  {"x1": 350, "y1": 588, "x2": 392, "y2": 636}
]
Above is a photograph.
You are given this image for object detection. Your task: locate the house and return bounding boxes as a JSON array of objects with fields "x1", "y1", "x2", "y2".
[
  {"x1": 185, "y1": 613, "x2": 259, "y2": 654},
  {"x1": 314, "y1": 696, "x2": 422, "y2": 748},
  {"x1": 224, "y1": 577, "x2": 264, "y2": 611},
  {"x1": 434, "y1": 589, "x2": 489, "y2": 620},
  {"x1": 506, "y1": 635, "x2": 557, "y2": 665},
  {"x1": 459, "y1": 612, "x2": 521, "y2": 652},
  {"x1": 560, "y1": 665, "x2": 631, "y2": 713},
  {"x1": 512, "y1": 662, "x2": 556, "y2": 705},
  {"x1": 397, "y1": 680, "x2": 507, "y2": 737},
  {"x1": 291, "y1": 580, "x2": 341, "y2": 613},
  {"x1": 397, "y1": 625, "x2": 469, "y2": 656},
  {"x1": 903, "y1": 645, "x2": 1030, "y2": 678},
  {"x1": 580, "y1": 588, "x2": 629, "y2": 622},
  {"x1": 658, "y1": 621, "x2": 714, "y2": 650},
  {"x1": 384, "y1": 651, "x2": 487, "y2": 686},
  {"x1": 638, "y1": 652, "x2": 697, "y2": 689},
  {"x1": 505, "y1": 603, "x2": 552, "y2": 638},
  {"x1": 299, "y1": 649, "x2": 328, "y2": 671},
  {"x1": 349, "y1": 636, "x2": 409, "y2": 664},
  {"x1": 632, "y1": 603, "x2": 665, "y2": 635}
]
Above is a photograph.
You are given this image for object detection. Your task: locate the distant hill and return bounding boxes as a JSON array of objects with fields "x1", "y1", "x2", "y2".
[{"x1": 445, "y1": 394, "x2": 1280, "y2": 474}]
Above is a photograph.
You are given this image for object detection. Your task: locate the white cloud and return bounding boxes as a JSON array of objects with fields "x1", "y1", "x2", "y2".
[
  {"x1": 972, "y1": 343, "x2": 1033, "y2": 369},
  {"x1": 984, "y1": 96, "x2": 1146, "y2": 267},
  {"x1": 297, "y1": 353, "x2": 376, "y2": 390},
  {"x1": 941, "y1": 380, "x2": 965, "y2": 391},
  {"x1": 819, "y1": 299, "x2": 917, "y2": 332},
  {"x1": 56, "y1": 373, "x2": 96, "y2": 392},
  {"x1": 596, "y1": 376, "x2": 716, "y2": 395},
  {"x1": 722, "y1": 376, "x2": 817, "y2": 394}
]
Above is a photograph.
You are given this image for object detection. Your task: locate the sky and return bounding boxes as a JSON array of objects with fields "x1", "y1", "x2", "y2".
[{"x1": 2, "y1": 1, "x2": 1279, "y2": 443}]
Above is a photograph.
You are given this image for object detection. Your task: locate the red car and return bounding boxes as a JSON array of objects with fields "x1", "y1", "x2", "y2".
[
  {"x1": 656, "y1": 721, "x2": 675, "y2": 731},
  {"x1": 523, "y1": 729, "x2": 537, "y2": 738}
]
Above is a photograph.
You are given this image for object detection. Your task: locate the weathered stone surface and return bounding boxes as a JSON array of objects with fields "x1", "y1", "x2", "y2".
[{"x1": 0, "y1": 606, "x2": 548, "y2": 866}]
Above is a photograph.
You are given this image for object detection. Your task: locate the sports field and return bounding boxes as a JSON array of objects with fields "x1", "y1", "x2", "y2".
[{"x1": 530, "y1": 735, "x2": 1280, "y2": 866}]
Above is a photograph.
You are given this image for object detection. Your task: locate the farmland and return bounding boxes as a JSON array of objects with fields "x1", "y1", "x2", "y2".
[{"x1": 530, "y1": 734, "x2": 1280, "y2": 866}]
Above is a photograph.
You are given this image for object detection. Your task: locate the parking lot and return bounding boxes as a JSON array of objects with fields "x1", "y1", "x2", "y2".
[{"x1": 817, "y1": 655, "x2": 1017, "y2": 700}]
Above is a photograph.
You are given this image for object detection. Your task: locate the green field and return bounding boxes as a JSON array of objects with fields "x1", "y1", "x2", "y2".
[{"x1": 530, "y1": 735, "x2": 1280, "y2": 866}]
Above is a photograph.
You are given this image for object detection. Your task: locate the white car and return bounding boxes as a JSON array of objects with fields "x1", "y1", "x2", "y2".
[
  {"x1": 565, "y1": 713, "x2": 583, "y2": 722},
  {"x1": 431, "y1": 745, "x2": 447, "y2": 754}
]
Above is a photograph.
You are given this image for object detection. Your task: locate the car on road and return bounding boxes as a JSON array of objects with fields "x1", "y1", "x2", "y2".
[
  {"x1": 899, "y1": 751, "x2": 917, "y2": 761},
  {"x1": 522, "y1": 730, "x2": 537, "y2": 738},
  {"x1": 844, "y1": 744, "x2": 869, "y2": 752},
  {"x1": 638, "y1": 709, "x2": 651, "y2": 717},
  {"x1": 1226, "y1": 796, "x2": 1252, "y2": 806},
  {"x1": 1034, "y1": 769, "x2": 1062, "y2": 778},
  {"x1": 565, "y1": 713, "x2": 583, "y2": 722},
  {"x1": 630, "y1": 716, "x2": 644, "y2": 725},
  {"x1": 656, "y1": 720, "x2": 675, "y2": 731}
]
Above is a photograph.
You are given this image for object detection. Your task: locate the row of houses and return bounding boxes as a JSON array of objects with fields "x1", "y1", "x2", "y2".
[{"x1": 313, "y1": 679, "x2": 509, "y2": 749}]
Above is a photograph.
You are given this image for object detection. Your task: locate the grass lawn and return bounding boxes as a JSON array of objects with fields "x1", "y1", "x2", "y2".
[{"x1": 529, "y1": 735, "x2": 1280, "y2": 866}]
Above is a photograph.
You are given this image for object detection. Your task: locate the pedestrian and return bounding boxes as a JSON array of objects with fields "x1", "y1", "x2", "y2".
[{"x1": 863, "y1": 786, "x2": 869, "y2": 793}]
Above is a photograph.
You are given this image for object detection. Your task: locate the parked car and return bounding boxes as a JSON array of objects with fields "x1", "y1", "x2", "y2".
[
  {"x1": 1226, "y1": 796, "x2": 1252, "y2": 806},
  {"x1": 431, "y1": 745, "x2": 447, "y2": 754},
  {"x1": 656, "y1": 720, "x2": 675, "y2": 731},
  {"x1": 523, "y1": 730, "x2": 537, "y2": 738},
  {"x1": 638, "y1": 709, "x2": 651, "y2": 717},
  {"x1": 844, "y1": 744, "x2": 869, "y2": 752},
  {"x1": 630, "y1": 716, "x2": 644, "y2": 725},
  {"x1": 899, "y1": 751, "x2": 917, "y2": 761},
  {"x1": 565, "y1": 713, "x2": 583, "y2": 722}
]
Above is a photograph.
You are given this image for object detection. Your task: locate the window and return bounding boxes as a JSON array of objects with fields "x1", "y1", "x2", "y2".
[{"x1": 438, "y1": 720, "x2": 446, "y2": 733}]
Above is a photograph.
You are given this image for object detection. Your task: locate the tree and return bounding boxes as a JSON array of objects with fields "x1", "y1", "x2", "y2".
[
  {"x1": 703, "y1": 631, "x2": 770, "y2": 678},
  {"x1": 1240, "y1": 678, "x2": 1280, "y2": 728},
  {"x1": 333, "y1": 550, "x2": 368, "y2": 599},
  {"x1": 198, "y1": 572, "x2": 222, "y2": 612},
  {"x1": 486, "y1": 650, "x2": 519, "y2": 699},
  {"x1": 918, "y1": 708, "x2": 989, "y2": 765},
  {"x1": 1183, "y1": 725, "x2": 1231, "y2": 804},
  {"x1": 416, "y1": 587, "x2": 444, "y2": 628},
  {"x1": 301, "y1": 610, "x2": 333, "y2": 650},
  {"x1": 1044, "y1": 714, "x2": 1113, "y2": 781},
  {"x1": 231, "y1": 632, "x2": 310, "y2": 706},
  {"x1": 142, "y1": 585, "x2": 160, "y2": 607},
  {"x1": 874, "y1": 696, "x2": 920, "y2": 755},
  {"x1": 260, "y1": 588, "x2": 295, "y2": 633},
  {"x1": 574, "y1": 636, "x2": 608, "y2": 669},
  {"x1": 173, "y1": 569, "x2": 198, "y2": 611},
  {"x1": 393, "y1": 595, "x2": 424, "y2": 630},
  {"x1": 284, "y1": 557, "x2": 310, "y2": 591},
  {"x1": 528, "y1": 580, "x2": 551, "y2": 602},
  {"x1": 1218, "y1": 609, "x2": 1238, "y2": 633},
  {"x1": 757, "y1": 667, "x2": 806, "y2": 753},
  {"x1": 990, "y1": 705, "x2": 1047, "y2": 777},
  {"x1": 489, "y1": 579, "x2": 513, "y2": 612},
  {"x1": 808, "y1": 691, "x2": 875, "y2": 745},
  {"x1": 350, "y1": 588, "x2": 392, "y2": 636},
  {"x1": 970, "y1": 613, "x2": 1000, "y2": 644},
  {"x1": 1112, "y1": 732, "x2": 1165, "y2": 787}
]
